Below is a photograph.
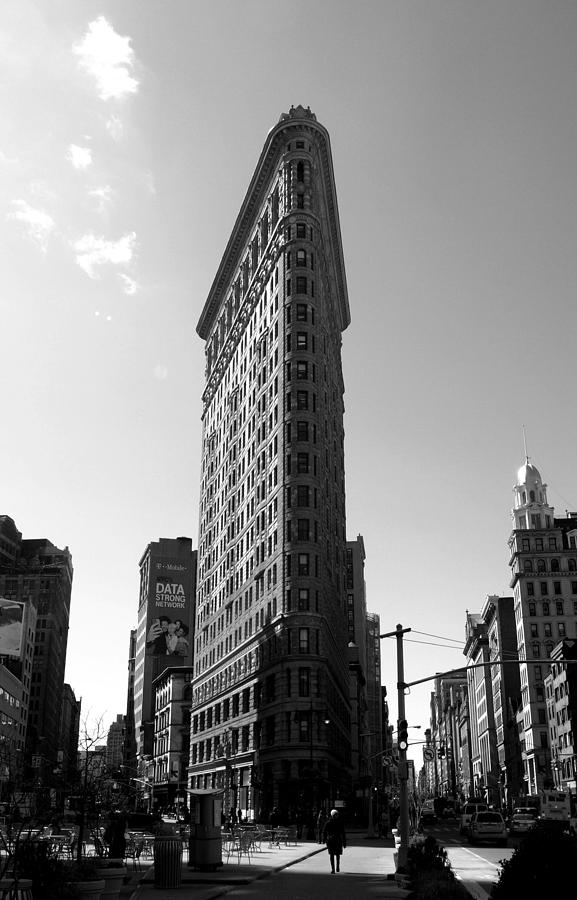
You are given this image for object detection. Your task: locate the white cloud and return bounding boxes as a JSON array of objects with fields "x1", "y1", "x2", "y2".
[
  {"x1": 153, "y1": 365, "x2": 168, "y2": 381},
  {"x1": 8, "y1": 200, "x2": 55, "y2": 253},
  {"x1": 106, "y1": 115, "x2": 123, "y2": 141},
  {"x1": 88, "y1": 185, "x2": 114, "y2": 215},
  {"x1": 119, "y1": 273, "x2": 138, "y2": 295},
  {"x1": 73, "y1": 16, "x2": 139, "y2": 101},
  {"x1": 73, "y1": 231, "x2": 136, "y2": 278},
  {"x1": 67, "y1": 144, "x2": 93, "y2": 170}
]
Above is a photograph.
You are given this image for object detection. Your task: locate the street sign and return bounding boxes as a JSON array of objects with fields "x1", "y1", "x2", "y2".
[
  {"x1": 382, "y1": 755, "x2": 392, "y2": 767},
  {"x1": 423, "y1": 747, "x2": 434, "y2": 762}
]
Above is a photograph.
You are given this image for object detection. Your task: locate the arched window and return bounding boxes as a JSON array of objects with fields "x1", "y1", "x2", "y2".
[
  {"x1": 537, "y1": 560, "x2": 546, "y2": 573},
  {"x1": 532, "y1": 641, "x2": 540, "y2": 658},
  {"x1": 524, "y1": 560, "x2": 533, "y2": 573},
  {"x1": 569, "y1": 559, "x2": 577, "y2": 572},
  {"x1": 545, "y1": 642, "x2": 554, "y2": 657},
  {"x1": 551, "y1": 559, "x2": 560, "y2": 572},
  {"x1": 530, "y1": 490, "x2": 535, "y2": 501},
  {"x1": 528, "y1": 602, "x2": 536, "y2": 616}
]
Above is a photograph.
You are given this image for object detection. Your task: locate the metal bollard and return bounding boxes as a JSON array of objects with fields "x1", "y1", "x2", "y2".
[{"x1": 154, "y1": 834, "x2": 183, "y2": 889}]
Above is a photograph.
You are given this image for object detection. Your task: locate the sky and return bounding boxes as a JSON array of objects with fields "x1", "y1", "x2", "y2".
[{"x1": 2, "y1": 1, "x2": 577, "y2": 766}]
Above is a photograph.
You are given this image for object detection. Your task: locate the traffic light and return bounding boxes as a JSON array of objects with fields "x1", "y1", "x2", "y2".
[
  {"x1": 398, "y1": 720, "x2": 409, "y2": 751},
  {"x1": 437, "y1": 745, "x2": 446, "y2": 759}
]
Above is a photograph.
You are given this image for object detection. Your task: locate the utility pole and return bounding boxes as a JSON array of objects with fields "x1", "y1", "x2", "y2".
[{"x1": 380, "y1": 624, "x2": 411, "y2": 874}]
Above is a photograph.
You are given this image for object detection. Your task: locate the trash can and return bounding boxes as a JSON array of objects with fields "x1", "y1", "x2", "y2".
[
  {"x1": 154, "y1": 834, "x2": 183, "y2": 889},
  {"x1": 188, "y1": 789, "x2": 223, "y2": 871}
]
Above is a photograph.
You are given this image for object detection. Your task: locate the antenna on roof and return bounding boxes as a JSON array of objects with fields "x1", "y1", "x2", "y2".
[{"x1": 522, "y1": 424, "x2": 529, "y2": 464}]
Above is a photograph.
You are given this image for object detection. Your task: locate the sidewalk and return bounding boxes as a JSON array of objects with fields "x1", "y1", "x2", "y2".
[{"x1": 126, "y1": 832, "x2": 411, "y2": 900}]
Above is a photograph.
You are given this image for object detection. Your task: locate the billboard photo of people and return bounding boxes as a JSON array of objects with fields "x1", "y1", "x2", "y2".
[
  {"x1": 145, "y1": 560, "x2": 192, "y2": 664},
  {"x1": 0, "y1": 598, "x2": 24, "y2": 657}
]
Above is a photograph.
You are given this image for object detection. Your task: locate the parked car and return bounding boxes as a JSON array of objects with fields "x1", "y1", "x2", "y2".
[
  {"x1": 419, "y1": 801, "x2": 437, "y2": 826},
  {"x1": 459, "y1": 802, "x2": 488, "y2": 835},
  {"x1": 511, "y1": 806, "x2": 538, "y2": 819},
  {"x1": 509, "y1": 812, "x2": 537, "y2": 835},
  {"x1": 468, "y1": 811, "x2": 508, "y2": 846}
]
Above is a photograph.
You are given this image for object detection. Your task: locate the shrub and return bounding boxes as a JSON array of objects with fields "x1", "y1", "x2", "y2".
[
  {"x1": 492, "y1": 822, "x2": 577, "y2": 899},
  {"x1": 407, "y1": 836, "x2": 469, "y2": 899}
]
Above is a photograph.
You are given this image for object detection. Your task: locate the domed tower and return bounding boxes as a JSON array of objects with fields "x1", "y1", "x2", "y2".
[{"x1": 512, "y1": 458, "x2": 554, "y2": 531}]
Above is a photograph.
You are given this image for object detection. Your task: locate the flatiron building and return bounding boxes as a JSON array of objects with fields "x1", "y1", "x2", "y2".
[{"x1": 190, "y1": 106, "x2": 352, "y2": 818}]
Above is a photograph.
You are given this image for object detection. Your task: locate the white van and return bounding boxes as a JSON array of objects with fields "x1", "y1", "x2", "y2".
[{"x1": 460, "y1": 802, "x2": 488, "y2": 835}]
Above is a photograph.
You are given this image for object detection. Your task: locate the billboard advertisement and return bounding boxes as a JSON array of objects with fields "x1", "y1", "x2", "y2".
[
  {"x1": 0, "y1": 598, "x2": 24, "y2": 658},
  {"x1": 145, "y1": 556, "x2": 193, "y2": 664}
]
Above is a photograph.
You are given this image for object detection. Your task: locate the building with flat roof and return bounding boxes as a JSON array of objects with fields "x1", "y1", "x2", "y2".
[
  {"x1": 189, "y1": 106, "x2": 352, "y2": 820},
  {"x1": 134, "y1": 537, "x2": 196, "y2": 765}
]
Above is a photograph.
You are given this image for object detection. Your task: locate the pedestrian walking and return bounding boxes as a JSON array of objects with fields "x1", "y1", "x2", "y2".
[{"x1": 322, "y1": 808, "x2": 346, "y2": 874}]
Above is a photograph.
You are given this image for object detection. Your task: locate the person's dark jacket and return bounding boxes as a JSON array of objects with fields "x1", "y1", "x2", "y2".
[{"x1": 322, "y1": 815, "x2": 346, "y2": 854}]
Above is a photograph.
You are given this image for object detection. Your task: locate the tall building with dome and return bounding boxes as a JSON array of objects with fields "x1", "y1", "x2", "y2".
[
  {"x1": 189, "y1": 106, "x2": 352, "y2": 818},
  {"x1": 508, "y1": 458, "x2": 577, "y2": 796}
]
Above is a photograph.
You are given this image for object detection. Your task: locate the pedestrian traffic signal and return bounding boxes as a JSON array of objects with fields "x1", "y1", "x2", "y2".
[{"x1": 398, "y1": 720, "x2": 409, "y2": 751}]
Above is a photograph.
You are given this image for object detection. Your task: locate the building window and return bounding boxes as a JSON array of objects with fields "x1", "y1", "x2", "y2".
[
  {"x1": 554, "y1": 582, "x2": 562, "y2": 595},
  {"x1": 296, "y1": 249, "x2": 306, "y2": 267},
  {"x1": 296, "y1": 303, "x2": 307, "y2": 321},
  {"x1": 540, "y1": 582, "x2": 548, "y2": 596},
  {"x1": 297, "y1": 519, "x2": 310, "y2": 541},
  {"x1": 265, "y1": 674, "x2": 276, "y2": 702},
  {"x1": 296, "y1": 361, "x2": 308, "y2": 380},
  {"x1": 296, "y1": 485, "x2": 310, "y2": 506},
  {"x1": 524, "y1": 561, "x2": 533, "y2": 573},
  {"x1": 297, "y1": 452, "x2": 309, "y2": 474},
  {"x1": 296, "y1": 276, "x2": 307, "y2": 294},
  {"x1": 298, "y1": 553, "x2": 309, "y2": 575},
  {"x1": 549, "y1": 538, "x2": 557, "y2": 550},
  {"x1": 296, "y1": 223, "x2": 306, "y2": 239},
  {"x1": 555, "y1": 600, "x2": 564, "y2": 615},
  {"x1": 298, "y1": 667, "x2": 310, "y2": 697},
  {"x1": 569, "y1": 559, "x2": 577, "y2": 572},
  {"x1": 527, "y1": 582, "x2": 535, "y2": 596},
  {"x1": 537, "y1": 560, "x2": 546, "y2": 574},
  {"x1": 532, "y1": 642, "x2": 540, "y2": 658},
  {"x1": 298, "y1": 588, "x2": 310, "y2": 610},
  {"x1": 551, "y1": 559, "x2": 560, "y2": 572},
  {"x1": 530, "y1": 624, "x2": 538, "y2": 638},
  {"x1": 299, "y1": 628, "x2": 309, "y2": 653},
  {"x1": 559, "y1": 622, "x2": 566, "y2": 637},
  {"x1": 529, "y1": 602, "x2": 536, "y2": 616},
  {"x1": 296, "y1": 331, "x2": 308, "y2": 349},
  {"x1": 544, "y1": 623, "x2": 552, "y2": 637},
  {"x1": 296, "y1": 421, "x2": 309, "y2": 441},
  {"x1": 522, "y1": 538, "x2": 530, "y2": 551},
  {"x1": 542, "y1": 601, "x2": 550, "y2": 616},
  {"x1": 296, "y1": 390, "x2": 308, "y2": 410},
  {"x1": 534, "y1": 666, "x2": 542, "y2": 680}
]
